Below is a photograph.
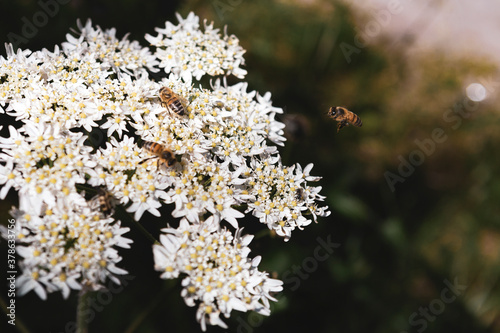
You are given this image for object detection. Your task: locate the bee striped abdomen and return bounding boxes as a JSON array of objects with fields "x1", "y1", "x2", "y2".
[
  {"x1": 350, "y1": 113, "x2": 362, "y2": 127},
  {"x1": 159, "y1": 87, "x2": 186, "y2": 116},
  {"x1": 141, "y1": 141, "x2": 177, "y2": 168},
  {"x1": 142, "y1": 141, "x2": 163, "y2": 155},
  {"x1": 168, "y1": 98, "x2": 185, "y2": 116},
  {"x1": 97, "y1": 187, "x2": 114, "y2": 216}
]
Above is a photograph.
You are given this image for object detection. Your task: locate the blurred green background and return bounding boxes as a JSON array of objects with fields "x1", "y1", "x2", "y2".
[{"x1": 1, "y1": 0, "x2": 500, "y2": 332}]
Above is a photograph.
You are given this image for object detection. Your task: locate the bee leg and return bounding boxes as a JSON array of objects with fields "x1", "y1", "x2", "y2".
[
  {"x1": 139, "y1": 157, "x2": 156, "y2": 165},
  {"x1": 156, "y1": 159, "x2": 166, "y2": 171},
  {"x1": 337, "y1": 121, "x2": 348, "y2": 132},
  {"x1": 163, "y1": 107, "x2": 177, "y2": 119}
]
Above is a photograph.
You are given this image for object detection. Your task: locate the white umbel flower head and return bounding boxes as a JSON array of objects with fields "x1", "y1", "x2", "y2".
[
  {"x1": 153, "y1": 219, "x2": 283, "y2": 331},
  {"x1": 0, "y1": 13, "x2": 331, "y2": 332},
  {"x1": 12, "y1": 198, "x2": 131, "y2": 299},
  {"x1": 63, "y1": 18, "x2": 159, "y2": 76},
  {"x1": 145, "y1": 12, "x2": 247, "y2": 83},
  {"x1": 0, "y1": 124, "x2": 94, "y2": 206}
]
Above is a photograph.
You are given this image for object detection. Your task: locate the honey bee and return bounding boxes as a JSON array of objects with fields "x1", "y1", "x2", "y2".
[
  {"x1": 90, "y1": 187, "x2": 115, "y2": 217},
  {"x1": 98, "y1": 187, "x2": 114, "y2": 216},
  {"x1": 213, "y1": 100, "x2": 225, "y2": 109},
  {"x1": 295, "y1": 187, "x2": 307, "y2": 201},
  {"x1": 327, "y1": 106, "x2": 362, "y2": 132},
  {"x1": 159, "y1": 87, "x2": 186, "y2": 117},
  {"x1": 140, "y1": 141, "x2": 177, "y2": 168}
]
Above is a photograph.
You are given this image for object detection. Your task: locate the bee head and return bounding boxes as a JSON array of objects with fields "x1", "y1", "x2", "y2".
[
  {"x1": 161, "y1": 150, "x2": 176, "y2": 166},
  {"x1": 159, "y1": 86, "x2": 173, "y2": 97},
  {"x1": 328, "y1": 106, "x2": 348, "y2": 118},
  {"x1": 328, "y1": 106, "x2": 343, "y2": 118}
]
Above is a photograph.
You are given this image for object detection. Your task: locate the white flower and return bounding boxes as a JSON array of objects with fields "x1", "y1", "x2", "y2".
[
  {"x1": 153, "y1": 221, "x2": 282, "y2": 331},
  {"x1": 146, "y1": 12, "x2": 247, "y2": 83},
  {"x1": 16, "y1": 268, "x2": 52, "y2": 300},
  {"x1": 12, "y1": 198, "x2": 132, "y2": 299},
  {"x1": 92, "y1": 135, "x2": 169, "y2": 220},
  {"x1": 0, "y1": 124, "x2": 95, "y2": 206},
  {"x1": 63, "y1": 19, "x2": 159, "y2": 76}
]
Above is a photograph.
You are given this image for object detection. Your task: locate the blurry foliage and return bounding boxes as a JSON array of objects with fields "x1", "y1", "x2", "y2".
[
  {"x1": 182, "y1": 1, "x2": 500, "y2": 332},
  {"x1": 1, "y1": 0, "x2": 500, "y2": 332}
]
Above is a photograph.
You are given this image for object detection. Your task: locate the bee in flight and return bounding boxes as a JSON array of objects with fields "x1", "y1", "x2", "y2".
[
  {"x1": 159, "y1": 87, "x2": 186, "y2": 117},
  {"x1": 327, "y1": 106, "x2": 362, "y2": 132},
  {"x1": 140, "y1": 141, "x2": 177, "y2": 169}
]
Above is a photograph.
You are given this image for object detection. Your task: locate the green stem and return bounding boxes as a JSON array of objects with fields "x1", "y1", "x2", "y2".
[
  {"x1": 76, "y1": 288, "x2": 94, "y2": 333},
  {"x1": 123, "y1": 281, "x2": 174, "y2": 333}
]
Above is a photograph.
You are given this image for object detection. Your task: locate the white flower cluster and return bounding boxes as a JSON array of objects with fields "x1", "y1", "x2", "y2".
[
  {"x1": 0, "y1": 41, "x2": 157, "y2": 131},
  {"x1": 0, "y1": 12, "x2": 330, "y2": 331},
  {"x1": 245, "y1": 159, "x2": 329, "y2": 240},
  {"x1": 12, "y1": 204, "x2": 131, "y2": 300},
  {"x1": 0, "y1": 124, "x2": 131, "y2": 299},
  {"x1": 153, "y1": 219, "x2": 283, "y2": 331},
  {"x1": 145, "y1": 12, "x2": 247, "y2": 83},
  {"x1": 64, "y1": 18, "x2": 159, "y2": 76}
]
